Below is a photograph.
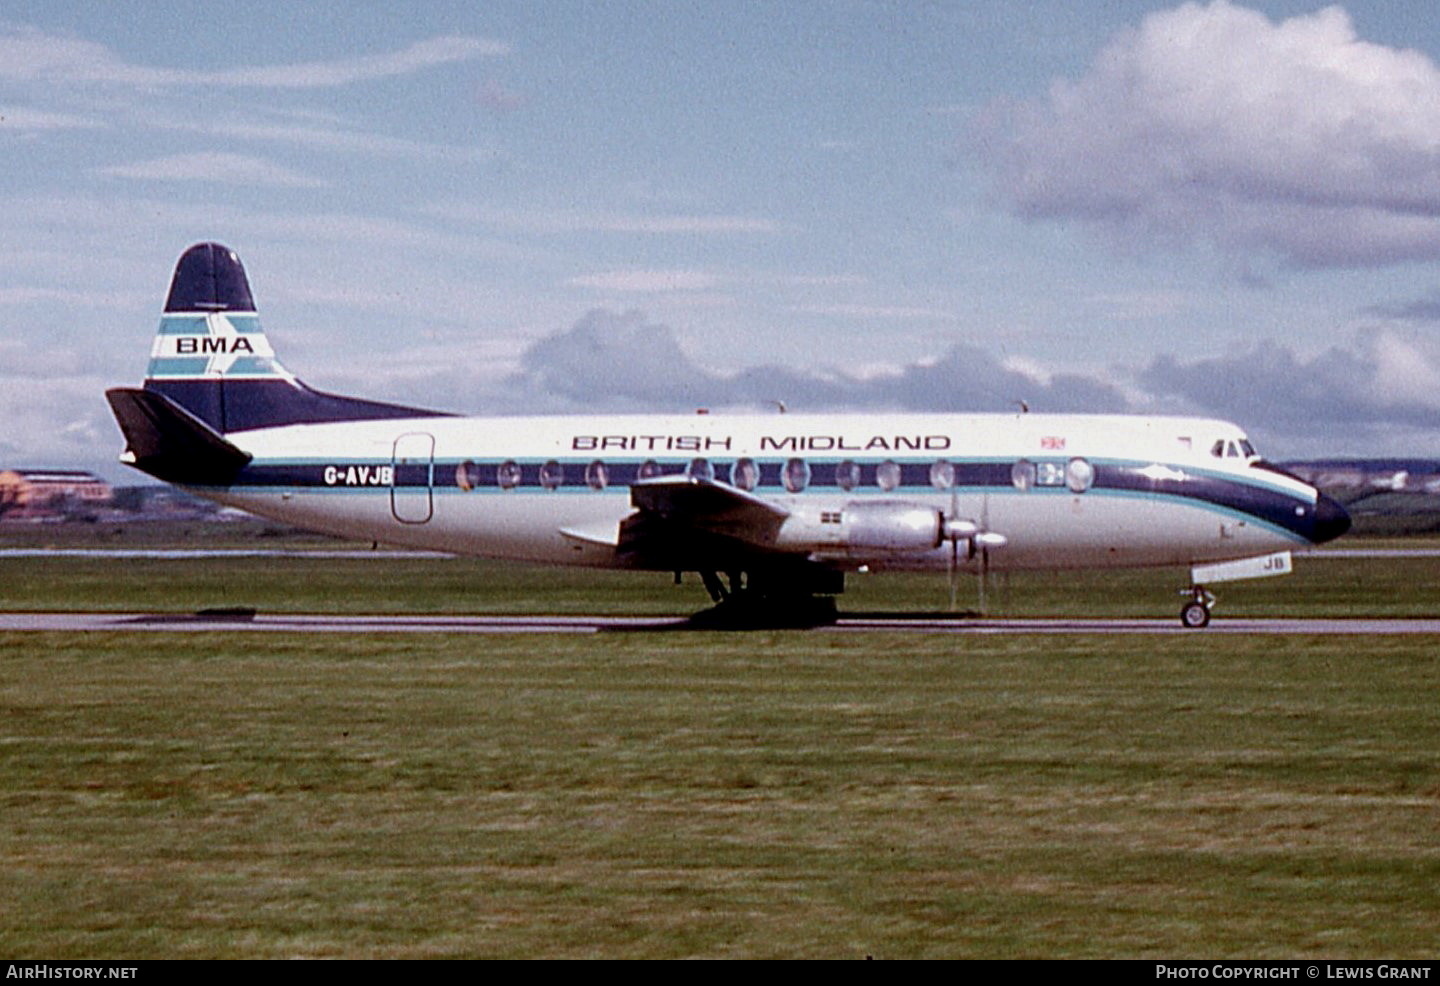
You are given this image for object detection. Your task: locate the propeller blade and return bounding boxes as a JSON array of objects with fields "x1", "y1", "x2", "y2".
[
  {"x1": 948, "y1": 487, "x2": 959, "y2": 611},
  {"x1": 948, "y1": 534, "x2": 959, "y2": 611},
  {"x1": 978, "y1": 494, "x2": 990, "y2": 616},
  {"x1": 977, "y1": 547, "x2": 988, "y2": 615}
]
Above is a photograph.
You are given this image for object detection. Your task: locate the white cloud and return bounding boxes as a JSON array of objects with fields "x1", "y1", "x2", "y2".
[
  {"x1": 568, "y1": 269, "x2": 722, "y2": 293},
  {"x1": 505, "y1": 309, "x2": 1130, "y2": 416},
  {"x1": 0, "y1": 105, "x2": 99, "y2": 130},
  {"x1": 0, "y1": 286, "x2": 136, "y2": 309},
  {"x1": 0, "y1": 341, "x2": 85, "y2": 378},
  {"x1": 977, "y1": 1, "x2": 1440, "y2": 268},
  {"x1": 98, "y1": 152, "x2": 327, "y2": 188},
  {"x1": 498, "y1": 312, "x2": 1440, "y2": 457},
  {"x1": 207, "y1": 36, "x2": 509, "y2": 89},
  {"x1": 1368, "y1": 331, "x2": 1440, "y2": 411},
  {"x1": 148, "y1": 116, "x2": 495, "y2": 163},
  {"x1": 1136, "y1": 329, "x2": 1440, "y2": 450},
  {"x1": 0, "y1": 374, "x2": 112, "y2": 469},
  {"x1": 787, "y1": 303, "x2": 956, "y2": 320},
  {"x1": 450, "y1": 205, "x2": 786, "y2": 235},
  {"x1": 999, "y1": 354, "x2": 1054, "y2": 386},
  {"x1": 0, "y1": 28, "x2": 506, "y2": 89}
]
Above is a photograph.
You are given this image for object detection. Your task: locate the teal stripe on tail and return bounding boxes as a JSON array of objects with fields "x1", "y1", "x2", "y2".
[{"x1": 135, "y1": 242, "x2": 448, "y2": 434}]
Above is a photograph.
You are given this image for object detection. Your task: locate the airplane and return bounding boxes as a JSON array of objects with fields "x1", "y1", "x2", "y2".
[{"x1": 106, "y1": 243, "x2": 1351, "y2": 627}]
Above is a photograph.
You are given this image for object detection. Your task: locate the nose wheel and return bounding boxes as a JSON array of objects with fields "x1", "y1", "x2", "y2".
[{"x1": 1178, "y1": 587, "x2": 1215, "y2": 628}]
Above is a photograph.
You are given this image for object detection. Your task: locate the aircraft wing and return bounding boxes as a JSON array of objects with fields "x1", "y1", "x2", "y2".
[{"x1": 618, "y1": 475, "x2": 791, "y2": 566}]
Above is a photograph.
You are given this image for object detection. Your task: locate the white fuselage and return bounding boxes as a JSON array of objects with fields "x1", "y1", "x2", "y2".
[{"x1": 199, "y1": 411, "x2": 1325, "y2": 573}]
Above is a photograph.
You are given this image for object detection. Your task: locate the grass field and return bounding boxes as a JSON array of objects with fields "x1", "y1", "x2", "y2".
[
  {"x1": 0, "y1": 545, "x2": 1437, "y2": 619},
  {"x1": 1, "y1": 539, "x2": 1438, "y2": 957}
]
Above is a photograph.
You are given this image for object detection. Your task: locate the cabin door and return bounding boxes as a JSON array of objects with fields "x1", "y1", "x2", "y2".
[{"x1": 391, "y1": 432, "x2": 435, "y2": 524}]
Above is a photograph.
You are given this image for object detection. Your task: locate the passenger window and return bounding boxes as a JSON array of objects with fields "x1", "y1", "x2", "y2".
[
  {"x1": 876, "y1": 459, "x2": 901, "y2": 491},
  {"x1": 783, "y1": 457, "x2": 810, "y2": 493},
  {"x1": 1011, "y1": 459, "x2": 1036, "y2": 491},
  {"x1": 540, "y1": 460, "x2": 564, "y2": 490},
  {"x1": 1066, "y1": 457, "x2": 1094, "y2": 493},
  {"x1": 929, "y1": 460, "x2": 955, "y2": 490},
  {"x1": 585, "y1": 460, "x2": 608, "y2": 490},
  {"x1": 730, "y1": 457, "x2": 758, "y2": 491},
  {"x1": 835, "y1": 459, "x2": 861, "y2": 492},
  {"x1": 1211, "y1": 440, "x2": 1226, "y2": 458},
  {"x1": 638, "y1": 459, "x2": 662, "y2": 480},
  {"x1": 687, "y1": 458, "x2": 714, "y2": 482},
  {"x1": 455, "y1": 460, "x2": 480, "y2": 492},
  {"x1": 497, "y1": 460, "x2": 521, "y2": 490}
]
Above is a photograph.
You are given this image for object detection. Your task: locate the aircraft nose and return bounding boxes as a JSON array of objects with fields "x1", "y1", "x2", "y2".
[{"x1": 1310, "y1": 493, "x2": 1351, "y2": 544}]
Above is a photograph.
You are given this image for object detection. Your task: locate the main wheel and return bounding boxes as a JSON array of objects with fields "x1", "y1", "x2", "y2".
[{"x1": 1180, "y1": 600, "x2": 1211, "y2": 629}]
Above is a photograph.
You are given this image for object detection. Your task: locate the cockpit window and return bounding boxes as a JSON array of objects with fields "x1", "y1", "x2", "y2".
[{"x1": 1212, "y1": 438, "x2": 1254, "y2": 460}]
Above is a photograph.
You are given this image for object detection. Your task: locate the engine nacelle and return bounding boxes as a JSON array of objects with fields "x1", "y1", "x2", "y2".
[{"x1": 774, "y1": 500, "x2": 946, "y2": 555}]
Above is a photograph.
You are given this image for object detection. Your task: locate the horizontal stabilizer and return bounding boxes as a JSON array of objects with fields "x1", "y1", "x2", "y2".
[{"x1": 105, "y1": 387, "x2": 252, "y2": 485}]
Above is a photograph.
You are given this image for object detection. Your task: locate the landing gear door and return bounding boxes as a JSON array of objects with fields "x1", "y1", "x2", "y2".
[{"x1": 391, "y1": 432, "x2": 435, "y2": 524}]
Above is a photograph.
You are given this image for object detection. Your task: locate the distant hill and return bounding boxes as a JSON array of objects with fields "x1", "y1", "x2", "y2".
[{"x1": 1282, "y1": 460, "x2": 1440, "y2": 536}]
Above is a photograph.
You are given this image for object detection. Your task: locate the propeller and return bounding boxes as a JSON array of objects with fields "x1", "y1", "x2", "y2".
[
  {"x1": 942, "y1": 503, "x2": 978, "y2": 613},
  {"x1": 975, "y1": 496, "x2": 1007, "y2": 616},
  {"x1": 941, "y1": 493, "x2": 1007, "y2": 614},
  {"x1": 978, "y1": 493, "x2": 991, "y2": 615},
  {"x1": 945, "y1": 486, "x2": 963, "y2": 610}
]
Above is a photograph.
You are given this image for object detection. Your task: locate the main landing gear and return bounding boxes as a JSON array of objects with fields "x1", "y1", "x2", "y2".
[
  {"x1": 1179, "y1": 586, "x2": 1215, "y2": 629},
  {"x1": 687, "y1": 568, "x2": 841, "y2": 629}
]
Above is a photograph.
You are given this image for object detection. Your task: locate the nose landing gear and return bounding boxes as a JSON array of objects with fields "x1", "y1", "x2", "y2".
[{"x1": 1179, "y1": 586, "x2": 1215, "y2": 628}]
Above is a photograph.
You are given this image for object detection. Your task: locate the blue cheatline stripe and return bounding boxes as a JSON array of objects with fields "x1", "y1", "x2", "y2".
[
  {"x1": 206, "y1": 454, "x2": 1320, "y2": 542},
  {"x1": 230, "y1": 455, "x2": 1306, "y2": 499},
  {"x1": 1095, "y1": 488, "x2": 1310, "y2": 544},
  {"x1": 227, "y1": 456, "x2": 1304, "y2": 491}
]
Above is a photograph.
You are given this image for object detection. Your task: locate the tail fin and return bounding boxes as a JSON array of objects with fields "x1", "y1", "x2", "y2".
[{"x1": 137, "y1": 242, "x2": 447, "y2": 434}]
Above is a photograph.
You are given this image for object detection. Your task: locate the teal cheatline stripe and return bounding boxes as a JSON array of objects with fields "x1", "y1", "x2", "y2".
[
  {"x1": 157, "y1": 315, "x2": 209, "y2": 336},
  {"x1": 145, "y1": 357, "x2": 211, "y2": 377},
  {"x1": 156, "y1": 313, "x2": 266, "y2": 335}
]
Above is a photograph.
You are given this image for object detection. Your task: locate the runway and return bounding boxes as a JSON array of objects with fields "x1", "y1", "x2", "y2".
[
  {"x1": 4, "y1": 611, "x2": 1440, "y2": 635},
  {"x1": 4, "y1": 546, "x2": 1438, "y2": 559}
]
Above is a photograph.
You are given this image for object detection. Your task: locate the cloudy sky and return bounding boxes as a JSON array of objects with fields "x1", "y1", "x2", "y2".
[{"x1": 5, "y1": 0, "x2": 1440, "y2": 479}]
